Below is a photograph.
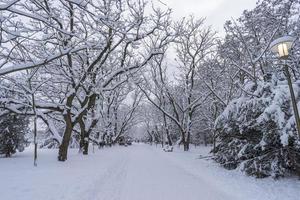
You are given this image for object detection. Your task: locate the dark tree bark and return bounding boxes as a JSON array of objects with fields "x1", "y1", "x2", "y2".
[
  {"x1": 58, "y1": 115, "x2": 73, "y2": 161},
  {"x1": 58, "y1": 95, "x2": 75, "y2": 161}
]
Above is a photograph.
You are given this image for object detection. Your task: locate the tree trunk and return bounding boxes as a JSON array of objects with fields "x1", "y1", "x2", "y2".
[
  {"x1": 83, "y1": 127, "x2": 90, "y2": 155},
  {"x1": 58, "y1": 115, "x2": 73, "y2": 161},
  {"x1": 83, "y1": 138, "x2": 89, "y2": 155},
  {"x1": 162, "y1": 112, "x2": 172, "y2": 146},
  {"x1": 79, "y1": 129, "x2": 85, "y2": 153},
  {"x1": 183, "y1": 132, "x2": 190, "y2": 151},
  {"x1": 58, "y1": 129, "x2": 72, "y2": 161},
  {"x1": 166, "y1": 132, "x2": 172, "y2": 146},
  {"x1": 183, "y1": 141, "x2": 189, "y2": 151},
  {"x1": 213, "y1": 130, "x2": 216, "y2": 155},
  {"x1": 204, "y1": 133, "x2": 207, "y2": 147},
  {"x1": 78, "y1": 119, "x2": 89, "y2": 155}
]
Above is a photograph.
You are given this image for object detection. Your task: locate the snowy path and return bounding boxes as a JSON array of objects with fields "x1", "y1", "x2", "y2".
[
  {"x1": 121, "y1": 145, "x2": 232, "y2": 200},
  {"x1": 1, "y1": 144, "x2": 300, "y2": 200}
]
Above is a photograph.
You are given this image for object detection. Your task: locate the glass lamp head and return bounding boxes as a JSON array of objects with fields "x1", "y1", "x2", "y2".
[{"x1": 269, "y1": 36, "x2": 295, "y2": 59}]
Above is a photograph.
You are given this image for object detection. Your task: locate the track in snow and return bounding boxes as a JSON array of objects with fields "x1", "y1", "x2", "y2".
[
  {"x1": 74, "y1": 144, "x2": 233, "y2": 200},
  {"x1": 1, "y1": 144, "x2": 300, "y2": 200},
  {"x1": 119, "y1": 144, "x2": 233, "y2": 200}
]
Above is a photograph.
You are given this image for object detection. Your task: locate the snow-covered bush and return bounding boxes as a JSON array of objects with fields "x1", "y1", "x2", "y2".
[
  {"x1": 0, "y1": 114, "x2": 30, "y2": 157},
  {"x1": 214, "y1": 77, "x2": 300, "y2": 178}
]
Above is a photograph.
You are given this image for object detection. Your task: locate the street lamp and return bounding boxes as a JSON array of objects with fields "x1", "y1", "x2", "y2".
[
  {"x1": 269, "y1": 36, "x2": 300, "y2": 137},
  {"x1": 270, "y1": 36, "x2": 295, "y2": 59}
]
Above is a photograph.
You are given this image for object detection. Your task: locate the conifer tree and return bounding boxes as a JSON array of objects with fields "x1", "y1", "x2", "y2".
[{"x1": 0, "y1": 114, "x2": 29, "y2": 157}]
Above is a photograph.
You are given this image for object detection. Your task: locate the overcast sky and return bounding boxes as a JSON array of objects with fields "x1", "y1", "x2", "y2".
[
  {"x1": 158, "y1": 0, "x2": 257, "y2": 35},
  {"x1": 153, "y1": 0, "x2": 257, "y2": 78}
]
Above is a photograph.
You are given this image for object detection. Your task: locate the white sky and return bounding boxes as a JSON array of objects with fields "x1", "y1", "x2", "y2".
[
  {"x1": 157, "y1": 0, "x2": 257, "y2": 35},
  {"x1": 153, "y1": 0, "x2": 257, "y2": 79}
]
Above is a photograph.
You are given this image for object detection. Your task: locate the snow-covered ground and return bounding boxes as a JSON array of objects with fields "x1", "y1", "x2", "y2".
[{"x1": 0, "y1": 144, "x2": 299, "y2": 200}]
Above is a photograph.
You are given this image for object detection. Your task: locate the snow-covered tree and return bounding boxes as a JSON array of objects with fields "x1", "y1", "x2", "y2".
[
  {"x1": 140, "y1": 16, "x2": 216, "y2": 150},
  {"x1": 212, "y1": 0, "x2": 300, "y2": 178},
  {"x1": 0, "y1": 113, "x2": 29, "y2": 157},
  {"x1": 214, "y1": 77, "x2": 300, "y2": 178},
  {"x1": 90, "y1": 85, "x2": 143, "y2": 150},
  {"x1": 0, "y1": 0, "x2": 172, "y2": 161}
]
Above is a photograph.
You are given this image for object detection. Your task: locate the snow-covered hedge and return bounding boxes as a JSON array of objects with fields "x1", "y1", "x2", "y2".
[{"x1": 214, "y1": 78, "x2": 300, "y2": 178}]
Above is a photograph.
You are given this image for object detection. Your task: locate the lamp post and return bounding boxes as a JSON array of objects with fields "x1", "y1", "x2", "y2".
[{"x1": 269, "y1": 36, "x2": 300, "y2": 137}]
